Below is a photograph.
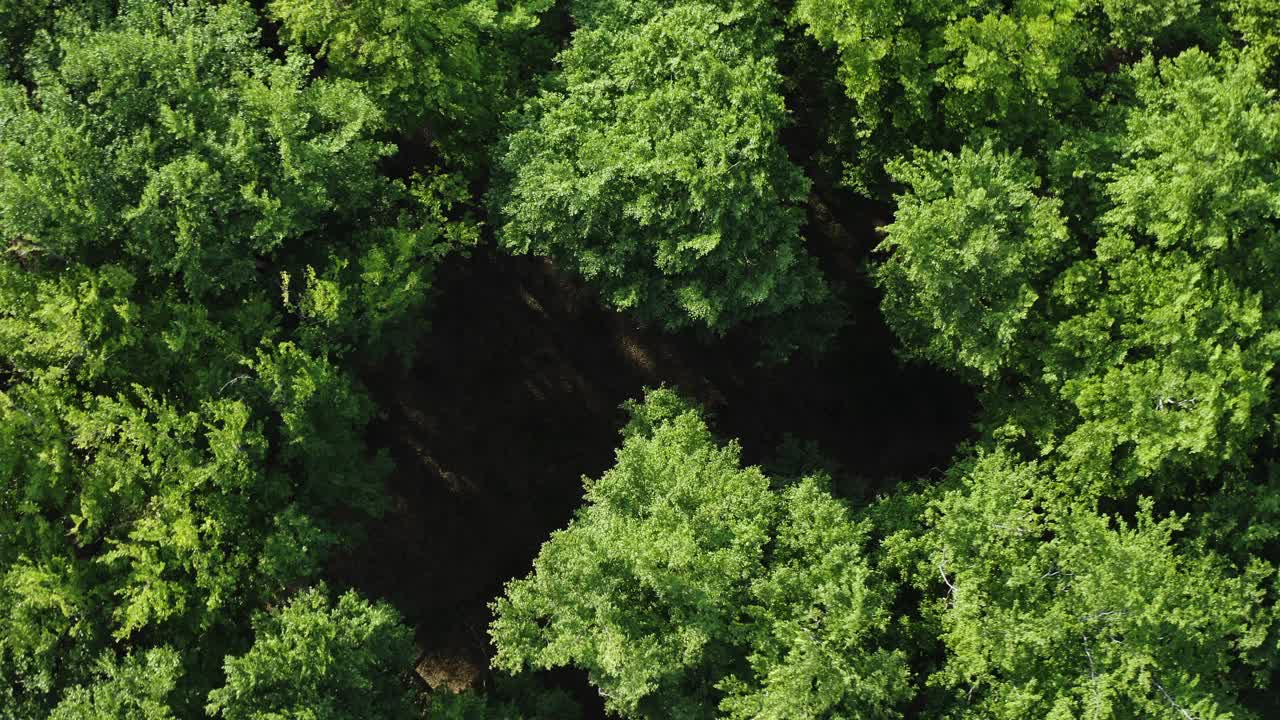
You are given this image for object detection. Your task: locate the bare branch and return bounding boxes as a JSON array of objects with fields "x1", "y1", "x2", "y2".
[
  {"x1": 218, "y1": 374, "x2": 252, "y2": 395},
  {"x1": 1079, "y1": 610, "x2": 1125, "y2": 623},
  {"x1": 1081, "y1": 633, "x2": 1101, "y2": 720},
  {"x1": 1153, "y1": 678, "x2": 1196, "y2": 720},
  {"x1": 937, "y1": 559, "x2": 959, "y2": 600}
]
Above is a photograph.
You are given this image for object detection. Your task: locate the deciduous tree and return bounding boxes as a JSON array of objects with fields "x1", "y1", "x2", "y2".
[
  {"x1": 491, "y1": 390, "x2": 909, "y2": 719},
  {"x1": 493, "y1": 2, "x2": 830, "y2": 336},
  {"x1": 206, "y1": 587, "x2": 418, "y2": 720}
]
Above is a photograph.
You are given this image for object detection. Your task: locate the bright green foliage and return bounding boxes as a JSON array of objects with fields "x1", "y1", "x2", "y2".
[
  {"x1": 718, "y1": 480, "x2": 910, "y2": 719},
  {"x1": 0, "y1": 0, "x2": 465, "y2": 366},
  {"x1": 791, "y1": 0, "x2": 1101, "y2": 188},
  {"x1": 789, "y1": 0, "x2": 1234, "y2": 189},
  {"x1": 268, "y1": 0, "x2": 554, "y2": 154},
  {"x1": 875, "y1": 143, "x2": 1070, "y2": 379},
  {"x1": 493, "y1": 2, "x2": 829, "y2": 335},
  {"x1": 0, "y1": 262, "x2": 144, "y2": 388},
  {"x1": 0, "y1": 374, "x2": 348, "y2": 714},
  {"x1": 1230, "y1": 0, "x2": 1280, "y2": 68},
  {"x1": 249, "y1": 342, "x2": 389, "y2": 516},
  {"x1": 68, "y1": 390, "x2": 314, "y2": 639},
  {"x1": 0, "y1": 1, "x2": 469, "y2": 715},
  {"x1": 4, "y1": 1, "x2": 1280, "y2": 719},
  {"x1": 1105, "y1": 48, "x2": 1280, "y2": 262},
  {"x1": 1042, "y1": 47, "x2": 1280, "y2": 491},
  {"x1": 0, "y1": 1, "x2": 389, "y2": 298},
  {"x1": 1048, "y1": 246, "x2": 1279, "y2": 491},
  {"x1": 491, "y1": 389, "x2": 908, "y2": 719},
  {"x1": 853, "y1": 18, "x2": 1280, "y2": 720},
  {"x1": 268, "y1": 0, "x2": 490, "y2": 126},
  {"x1": 569, "y1": 0, "x2": 778, "y2": 45},
  {"x1": 932, "y1": 5, "x2": 1097, "y2": 139},
  {"x1": 491, "y1": 389, "x2": 777, "y2": 717},
  {"x1": 888, "y1": 451, "x2": 1274, "y2": 719},
  {"x1": 49, "y1": 648, "x2": 182, "y2": 720},
  {"x1": 206, "y1": 587, "x2": 418, "y2": 720},
  {"x1": 877, "y1": 47, "x2": 1280, "y2": 494}
]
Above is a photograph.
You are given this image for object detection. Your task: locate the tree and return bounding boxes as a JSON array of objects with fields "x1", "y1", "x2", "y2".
[
  {"x1": 789, "y1": 0, "x2": 1232, "y2": 190},
  {"x1": 881, "y1": 450, "x2": 1275, "y2": 719},
  {"x1": 5, "y1": 3, "x2": 1280, "y2": 720},
  {"x1": 492, "y1": 1, "x2": 830, "y2": 336},
  {"x1": 268, "y1": 0, "x2": 556, "y2": 160},
  {"x1": 718, "y1": 479, "x2": 911, "y2": 719},
  {"x1": 0, "y1": 0, "x2": 468, "y2": 369},
  {"x1": 1101, "y1": 0, "x2": 1220, "y2": 49},
  {"x1": 1046, "y1": 246, "x2": 1278, "y2": 493},
  {"x1": 0, "y1": 1, "x2": 389, "y2": 300},
  {"x1": 852, "y1": 25, "x2": 1280, "y2": 720},
  {"x1": 790, "y1": 0, "x2": 1096, "y2": 189},
  {"x1": 48, "y1": 648, "x2": 182, "y2": 720},
  {"x1": 1104, "y1": 48, "x2": 1280, "y2": 271},
  {"x1": 1041, "y1": 47, "x2": 1280, "y2": 492},
  {"x1": 491, "y1": 389, "x2": 908, "y2": 719},
  {"x1": 874, "y1": 143, "x2": 1070, "y2": 380},
  {"x1": 0, "y1": 373, "x2": 351, "y2": 715},
  {"x1": 873, "y1": 47, "x2": 1280, "y2": 495},
  {"x1": 0, "y1": 1, "x2": 470, "y2": 714},
  {"x1": 206, "y1": 587, "x2": 419, "y2": 720},
  {"x1": 0, "y1": 0, "x2": 115, "y2": 78},
  {"x1": 1229, "y1": 0, "x2": 1280, "y2": 71}
]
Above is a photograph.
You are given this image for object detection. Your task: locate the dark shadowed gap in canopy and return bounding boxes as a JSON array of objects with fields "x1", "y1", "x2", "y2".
[{"x1": 333, "y1": 178, "x2": 977, "y2": 714}]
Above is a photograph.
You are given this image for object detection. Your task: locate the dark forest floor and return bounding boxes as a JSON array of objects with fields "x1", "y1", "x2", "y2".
[{"x1": 330, "y1": 192, "x2": 977, "y2": 715}]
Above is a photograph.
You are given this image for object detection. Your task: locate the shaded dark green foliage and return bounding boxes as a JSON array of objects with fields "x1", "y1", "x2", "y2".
[
  {"x1": 426, "y1": 675, "x2": 583, "y2": 720},
  {"x1": 0, "y1": 0, "x2": 479, "y2": 716},
  {"x1": 268, "y1": 0, "x2": 557, "y2": 169}
]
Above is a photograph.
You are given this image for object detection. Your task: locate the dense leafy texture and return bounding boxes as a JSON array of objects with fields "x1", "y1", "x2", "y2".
[
  {"x1": 0, "y1": 0, "x2": 467, "y2": 715},
  {"x1": 884, "y1": 452, "x2": 1274, "y2": 719},
  {"x1": 269, "y1": 0, "x2": 554, "y2": 166},
  {"x1": 875, "y1": 44, "x2": 1280, "y2": 493},
  {"x1": 875, "y1": 143, "x2": 1069, "y2": 379},
  {"x1": 3, "y1": 0, "x2": 1280, "y2": 717},
  {"x1": 790, "y1": 0, "x2": 1230, "y2": 189},
  {"x1": 49, "y1": 648, "x2": 182, "y2": 720},
  {"x1": 493, "y1": 1, "x2": 830, "y2": 335},
  {"x1": 491, "y1": 390, "x2": 909, "y2": 719},
  {"x1": 206, "y1": 588, "x2": 418, "y2": 720}
]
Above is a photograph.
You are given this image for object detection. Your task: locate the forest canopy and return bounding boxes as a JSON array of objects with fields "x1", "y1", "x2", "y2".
[{"x1": 1, "y1": 0, "x2": 1278, "y2": 718}]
